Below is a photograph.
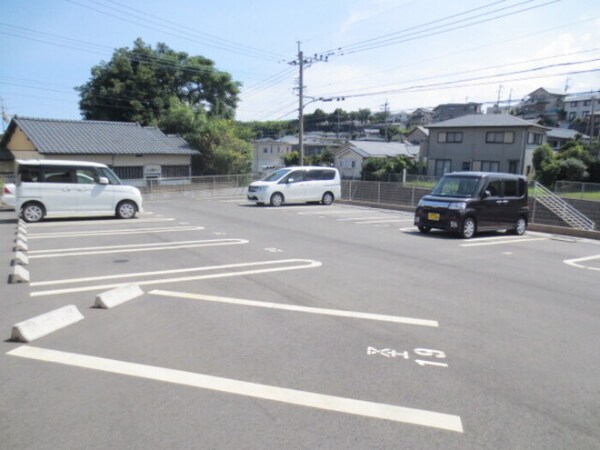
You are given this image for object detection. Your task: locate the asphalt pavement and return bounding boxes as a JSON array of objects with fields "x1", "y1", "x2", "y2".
[{"x1": 1, "y1": 197, "x2": 599, "y2": 449}]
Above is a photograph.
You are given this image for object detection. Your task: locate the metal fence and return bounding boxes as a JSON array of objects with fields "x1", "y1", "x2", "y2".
[
  {"x1": 124, "y1": 174, "x2": 257, "y2": 194},
  {"x1": 555, "y1": 181, "x2": 600, "y2": 200}
]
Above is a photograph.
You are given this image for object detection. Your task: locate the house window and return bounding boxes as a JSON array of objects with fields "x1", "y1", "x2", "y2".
[
  {"x1": 479, "y1": 161, "x2": 499, "y2": 172},
  {"x1": 508, "y1": 160, "x2": 519, "y2": 174},
  {"x1": 570, "y1": 101, "x2": 578, "y2": 107},
  {"x1": 583, "y1": 100, "x2": 591, "y2": 106},
  {"x1": 437, "y1": 131, "x2": 463, "y2": 143},
  {"x1": 568, "y1": 112, "x2": 576, "y2": 121},
  {"x1": 486, "y1": 131, "x2": 514, "y2": 143},
  {"x1": 162, "y1": 165, "x2": 189, "y2": 178},
  {"x1": 583, "y1": 111, "x2": 590, "y2": 118},
  {"x1": 113, "y1": 166, "x2": 143, "y2": 180},
  {"x1": 263, "y1": 148, "x2": 268, "y2": 153},
  {"x1": 434, "y1": 159, "x2": 452, "y2": 177},
  {"x1": 462, "y1": 162, "x2": 471, "y2": 171},
  {"x1": 527, "y1": 132, "x2": 543, "y2": 145}
]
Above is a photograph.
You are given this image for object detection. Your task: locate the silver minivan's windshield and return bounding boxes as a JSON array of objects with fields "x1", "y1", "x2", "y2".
[
  {"x1": 431, "y1": 176, "x2": 482, "y2": 198},
  {"x1": 262, "y1": 168, "x2": 290, "y2": 182}
]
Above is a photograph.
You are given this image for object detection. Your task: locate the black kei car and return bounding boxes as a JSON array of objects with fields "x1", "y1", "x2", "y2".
[{"x1": 414, "y1": 172, "x2": 529, "y2": 239}]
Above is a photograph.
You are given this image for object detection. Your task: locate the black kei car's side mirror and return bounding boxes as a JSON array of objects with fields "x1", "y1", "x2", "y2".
[{"x1": 482, "y1": 190, "x2": 491, "y2": 198}]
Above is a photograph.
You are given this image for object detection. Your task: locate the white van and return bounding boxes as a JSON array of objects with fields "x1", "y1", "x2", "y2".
[
  {"x1": 15, "y1": 159, "x2": 143, "y2": 223},
  {"x1": 247, "y1": 166, "x2": 341, "y2": 207}
]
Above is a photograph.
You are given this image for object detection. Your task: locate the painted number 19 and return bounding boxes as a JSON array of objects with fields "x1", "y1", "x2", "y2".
[{"x1": 414, "y1": 348, "x2": 448, "y2": 368}]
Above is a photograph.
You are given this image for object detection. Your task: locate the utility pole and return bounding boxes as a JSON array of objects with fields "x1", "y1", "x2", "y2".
[
  {"x1": 589, "y1": 95, "x2": 596, "y2": 143},
  {"x1": 495, "y1": 84, "x2": 503, "y2": 114},
  {"x1": 290, "y1": 42, "x2": 332, "y2": 166},
  {"x1": 297, "y1": 42, "x2": 305, "y2": 166},
  {"x1": 381, "y1": 100, "x2": 389, "y2": 142},
  {"x1": 0, "y1": 98, "x2": 8, "y2": 133}
]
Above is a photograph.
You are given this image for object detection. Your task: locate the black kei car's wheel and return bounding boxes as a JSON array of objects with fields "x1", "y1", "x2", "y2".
[
  {"x1": 321, "y1": 192, "x2": 334, "y2": 206},
  {"x1": 510, "y1": 216, "x2": 527, "y2": 235},
  {"x1": 418, "y1": 225, "x2": 431, "y2": 234},
  {"x1": 116, "y1": 200, "x2": 137, "y2": 219},
  {"x1": 460, "y1": 217, "x2": 476, "y2": 239},
  {"x1": 270, "y1": 192, "x2": 284, "y2": 207},
  {"x1": 21, "y1": 202, "x2": 45, "y2": 223}
]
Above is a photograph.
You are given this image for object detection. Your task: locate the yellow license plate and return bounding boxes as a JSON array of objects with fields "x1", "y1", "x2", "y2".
[{"x1": 428, "y1": 212, "x2": 440, "y2": 221}]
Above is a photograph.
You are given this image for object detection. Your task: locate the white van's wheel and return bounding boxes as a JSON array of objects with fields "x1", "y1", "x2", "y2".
[
  {"x1": 321, "y1": 192, "x2": 334, "y2": 206},
  {"x1": 22, "y1": 202, "x2": 45, "y2": 223},
  {"x1": 270, "y1": 193, "x2": 284, "y2": 207},
  {"x1": 460, "y1": 217, "x2": 476, "y2": 239},
  {"x1": 116, "y1": 200, "x2": 137, "y2": 219}
]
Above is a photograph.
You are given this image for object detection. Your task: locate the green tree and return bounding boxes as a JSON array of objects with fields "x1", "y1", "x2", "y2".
[
  {"x1": 532, "y1": 144, "x2": 554, "y2": 173},
  {"x1": 557, "y1": 158, "x2": 589, "y2": 181},
  {"x1": 77, "y1": 38, "x2": 240, "y2": 125},
  {"x1": 283, "y1": 151, "x2": 300, "y2": 166},
  {"x1": 158, "y1": 97, "x2": 206, "y2": 135},
  {"x1": 185, "y1": 119, "x2": 251, "y2": 175},
  {"x1": 557, "y1": 141, "x2": 592, "y2": 165},
  {"x1": 306, "y1": 148, "x2": 335, "y2": 166}
]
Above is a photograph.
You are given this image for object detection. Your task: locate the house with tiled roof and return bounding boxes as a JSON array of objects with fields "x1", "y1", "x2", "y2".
[
  {"x1": 335, "y1": 140, "x2": 420, "y2": 179},
  {"x1": 423, "y1": 114, "x2": 549, "y2": 177},
  {"x1": 516, "y1": 87, "x2": 565, "y2": 123},
  {"x1": 0, "y1": 117, "x2": 198, "y2": 180}
]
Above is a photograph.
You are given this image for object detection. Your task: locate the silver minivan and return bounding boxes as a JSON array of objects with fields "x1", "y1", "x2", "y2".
[
  {"x1": 15, "y1": 159, "x2": 143, "y2": 223},
  {"x1": 247, "y1": 166, "x2": 341, "y2": 206}
]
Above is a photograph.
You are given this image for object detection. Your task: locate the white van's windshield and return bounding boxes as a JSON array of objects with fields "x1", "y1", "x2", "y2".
[
  {"x1": 262, "y1": 168, "x2": 290, "y2": 182},
  {"x1": 431, "y1": 176, "x2": 482, "y2": 198}
]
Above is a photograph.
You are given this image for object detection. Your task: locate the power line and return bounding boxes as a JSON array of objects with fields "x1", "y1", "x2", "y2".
[
  {"x1": 0, "y1": 23, "x2": 272, "y2": 85},
  {"x1": 323, "y1": 0, "x2": 562, "y2": 57},
  {"x1": 317, "y1": 48, "x2": 600, "y2": 97},
  {"x1": 316, "y1": 67, "x2": 600, "y2": 101},
  {"x1": 65, "y1": 0, "x2": 282, "y2": 62},
  {"x1": 99, "y1": 0, "x2": 284, "y2": 60},
  {"x1": 324, "y1": 0, "x2": 511, "y2": 54}
]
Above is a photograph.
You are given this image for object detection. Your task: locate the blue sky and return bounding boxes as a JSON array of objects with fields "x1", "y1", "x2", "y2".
[{"x1": 1, "y1": 0, "x2": 599, "y2": 127}]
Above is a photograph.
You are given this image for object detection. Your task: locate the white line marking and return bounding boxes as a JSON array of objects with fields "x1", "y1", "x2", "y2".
[
  {"x1": 28, "y1": 239, "x2": 249, "y2": 259},
  {"x1": 461, "y1": 234, "x2": 531, "y2": 242},
  {"x1": 298, "y1": 209, "x2": 370, "y2": 216},
  {"x1": 264, "y1": 206, "x2": 335, "y2": 211},
  {"x1": 26, "y1": 218, "x2": 175, "y2": 227},
  {"x1": 149, "y1": 290, "x2": 439, "y2": 327},
  {"x1": 564, "y1": 254, "x2": 600, "y2": 271},
  {"x1": 356, "y1": 219, "x2": 414, "y2": 224},
  {"x1": 30, "y1": 259, "x2": 321, "y2": 297},
  {"x1": 7, "y1": 346, "x2": 463, "y2": 432},
  {"x1": 460, "y1": 237, "x2": 547, "y2": 247},
  {"x1": 337, "y1": 215, "x2": 406, "y2": 221},
  {"x1": 27, "y1": 226, "x2": 205, "y2": 239}
]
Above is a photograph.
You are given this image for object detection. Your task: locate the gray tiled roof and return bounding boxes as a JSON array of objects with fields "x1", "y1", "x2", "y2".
[
  {"x1": 426, "y1": 114, "x2": 549, "y2": 129},
  {"x1": 12, "y1": 117, "x2": 198, "y2": 155},
  {"x1": 347, "y1": 140, "x2": 419, "y2": 158},
  {"x1": 546, "y1": 128, "x2": 588, "y2": 140}
]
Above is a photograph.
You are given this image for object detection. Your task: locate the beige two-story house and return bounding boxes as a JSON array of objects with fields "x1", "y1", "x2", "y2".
[{"x1": 422, "y1": 114, "x2": 548, "y2": 177}]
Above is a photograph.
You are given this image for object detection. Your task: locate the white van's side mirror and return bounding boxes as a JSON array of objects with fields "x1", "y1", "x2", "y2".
[{"x1": 98, "y1": 177, "x2": 109, "y2": 185}]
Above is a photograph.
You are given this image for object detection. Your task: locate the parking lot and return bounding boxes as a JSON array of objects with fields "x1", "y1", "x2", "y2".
[{"x1": 1, "y1": 197, "x2": 599, "y2": 449}]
